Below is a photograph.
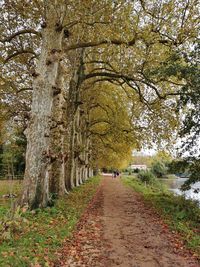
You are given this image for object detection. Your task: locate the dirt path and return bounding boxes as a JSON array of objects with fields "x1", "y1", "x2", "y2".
[{"x1": 55, "y1": 176, "x2": 199, "y2": 267}]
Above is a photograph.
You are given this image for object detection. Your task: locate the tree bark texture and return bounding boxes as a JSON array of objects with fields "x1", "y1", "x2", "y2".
[
  {"x1": 20, "y1": 3, "x2": 95, "y2": 208},
  {"x1": 21, "y1": 2, "x2": 65, "y2": 208}
]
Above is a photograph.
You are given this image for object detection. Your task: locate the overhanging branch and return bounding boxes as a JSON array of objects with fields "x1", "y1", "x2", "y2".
[
  {"x1": 1, "y1": 29, "x2": 41, "y2": 43},
  {"x1": 4, "y1": 49, "x2": 38, "y2": 63}
]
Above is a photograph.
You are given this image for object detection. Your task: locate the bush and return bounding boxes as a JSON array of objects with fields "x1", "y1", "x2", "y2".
[
  {"x1": 0, "y1": 206, "x2": 28, "y2": 242},
  {"x1": 138, "y1": 170, "x2": 156, "y2": 184},
  {"x1": 151, "y1": 161, "x2": 167, "y2": 178}
]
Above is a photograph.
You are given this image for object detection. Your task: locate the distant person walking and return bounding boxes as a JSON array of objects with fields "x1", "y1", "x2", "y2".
[{"x1": 113, "y1": 171, "x2": 117, "y2": 178}]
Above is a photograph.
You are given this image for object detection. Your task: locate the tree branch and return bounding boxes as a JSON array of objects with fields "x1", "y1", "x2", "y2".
[
  {"x1": 65, "y1": 38, "x2": 136, "y2": 51},
  {"x1": 4, "y1": 49, "x2": 38, "y2": 63},
  {"x1": 89, "y1": 119, "x2": 111, "y2": 127},
  {"x1": 66, "y1": 34, "x2": 177, "y2": 51},
  {"x1": 1, "y1": 29, "x2": 41, "y2": 43},
  {"x1": 17, "y1": 87, "x2": 33, "y2": 94}
]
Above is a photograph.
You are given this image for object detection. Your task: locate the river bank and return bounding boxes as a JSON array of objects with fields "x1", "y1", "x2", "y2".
[{"x1": 161, "y1": 177, "x2": 200, "y2": 204}]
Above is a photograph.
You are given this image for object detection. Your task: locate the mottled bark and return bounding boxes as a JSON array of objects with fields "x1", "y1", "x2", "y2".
[
  {"x1": 66, "y1": 77, "x2": 78, "y2": 190},
  {"x1": 49, "y1": 63, "x2": 68, "y2": 197},
  {"x1": 78, "y1": 109, "x2": 89, "y2": 182},
  {"x1": 66, "y1": 51, "x2": 85, "y2": 189},
  {"x1": 20, "y1": 2, "x2": 66, "y2": 208}
]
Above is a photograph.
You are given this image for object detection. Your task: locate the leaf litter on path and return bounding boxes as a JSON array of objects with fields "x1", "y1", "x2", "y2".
[{"x1": 52, "y1": 177, "x2": 200, "y2": 267}]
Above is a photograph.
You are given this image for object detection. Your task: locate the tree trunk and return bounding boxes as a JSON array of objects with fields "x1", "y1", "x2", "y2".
[
  {"x1": 66, "y1": 77, "x2": 78, "y2": 189},
  {"x1": 66, "y1": 50, "x2": 85, "y2": 189},
  {"x1": 20, "y1": 2, "x2": 65, "y2": 208},
  {"x1": 49, "y1": 62, "x2": 68, "y2": 197}
]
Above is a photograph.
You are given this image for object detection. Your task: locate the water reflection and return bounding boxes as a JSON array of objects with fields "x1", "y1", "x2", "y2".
[{"x1": 161, "y1": 177, "x2": 200, "y2": 204}]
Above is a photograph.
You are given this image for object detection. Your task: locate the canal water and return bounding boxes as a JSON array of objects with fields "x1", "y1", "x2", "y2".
[{"x1": 161, "y1": 177, "x2": 200, "y2": 204}]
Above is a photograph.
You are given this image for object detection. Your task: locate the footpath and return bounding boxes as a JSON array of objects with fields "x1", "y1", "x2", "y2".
[{"x1": 54, "y1": 176, "x2": 200, "y2": 267}]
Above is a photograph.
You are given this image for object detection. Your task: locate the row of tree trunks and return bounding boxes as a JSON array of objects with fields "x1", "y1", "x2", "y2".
[
  {"x1": 20, "y1": 2, "x2": 94, "y2": 209},
  {"x1": 66, "y1": 52, "x2": 94, "y2": 190}
]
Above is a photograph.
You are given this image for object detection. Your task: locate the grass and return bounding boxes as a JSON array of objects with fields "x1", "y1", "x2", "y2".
[
  {"x1": 0, "y1": 180, "x2": 23, "y2": 218},
  {"x1": 122, "y1": 175, "x2": 200, "y2": 258},
  {"x1": 0, "y1": 180, "x2": 22, "y2": 197},
  {"x1": 0, "y1": 176, "x2": 101, "y2": 267}
]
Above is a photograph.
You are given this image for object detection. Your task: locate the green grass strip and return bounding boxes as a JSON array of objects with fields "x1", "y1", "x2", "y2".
[{"x1": 0, "y1": 176, "x2": 101, "y2": 267}]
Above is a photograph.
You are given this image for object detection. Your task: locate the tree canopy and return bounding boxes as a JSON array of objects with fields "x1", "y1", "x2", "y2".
[{"x1": 0, "y1": 0, "x2": 199, "y2": 207}]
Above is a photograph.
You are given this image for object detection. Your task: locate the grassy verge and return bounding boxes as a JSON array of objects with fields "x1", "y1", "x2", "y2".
[
  {"x1": 0, "y1": 176, "x2": 101, "y2": 267},
  {"x1": 122, "y1": 176, "x2": 200, "y2": 258},
  {"x1": 0, "y1": 180, "x2": 22, "y2": 196},
  {"x1": 0, "y1": 180, "x2": 23, "y2": 218}
]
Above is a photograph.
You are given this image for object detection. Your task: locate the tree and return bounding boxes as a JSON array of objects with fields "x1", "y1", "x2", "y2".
[
  {"x1": 181, "y1": 159, "x2": 200, "y2": 190},
  {"x1": 151, "y1": 161, "x2": 168, "y2": 178},
  {"x1": 86, "y1": 83, "x2": 135, "y2": 170},
  {"x1": 0, "y1": 127, "x2": 26, "y2": 179},
  {"x1": 178, "y1": 43, "x2": 200, "y2": 152},
  {"x1": 167, "y1": 158, "x2": 189, "y2": 175},
  {"x1": 0, "y1": 0, "x2": 199, "y2": 208},
  {"x1": 161, "y1": 43, "x2": 200, "y2": 188}
]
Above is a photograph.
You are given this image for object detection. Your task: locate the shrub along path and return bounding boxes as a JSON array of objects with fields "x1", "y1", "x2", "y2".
[{"x1": 54, "y1": 176, "x2": 199, "y2": 267}]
